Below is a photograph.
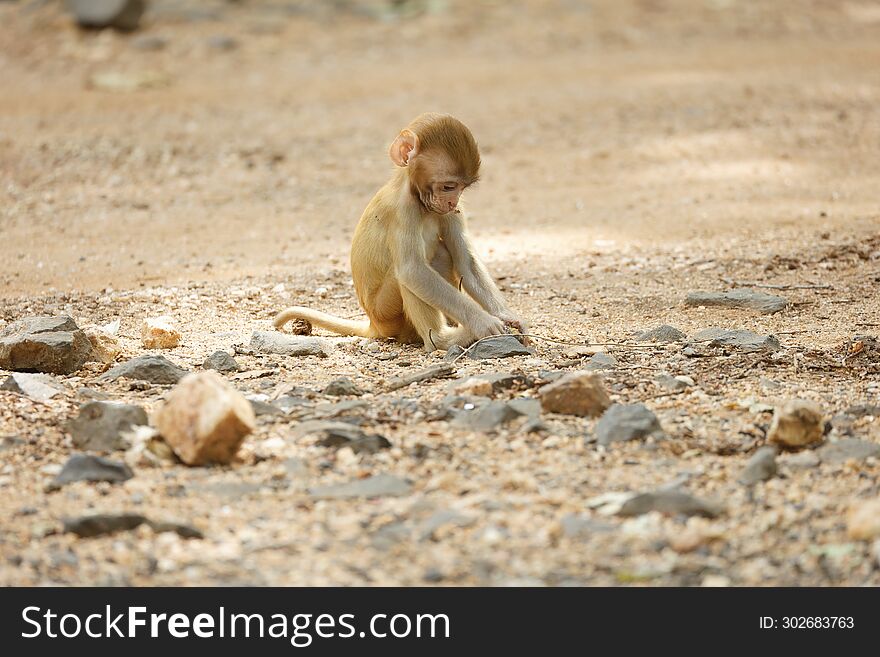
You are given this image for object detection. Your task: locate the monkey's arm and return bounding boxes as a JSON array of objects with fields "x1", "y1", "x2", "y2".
[
  {"x1": 442, "y1": 215, "x2": 523, "y2": 324},
  {"x1": 393, "y1": 220, "x2": 501, "y2": 333}
]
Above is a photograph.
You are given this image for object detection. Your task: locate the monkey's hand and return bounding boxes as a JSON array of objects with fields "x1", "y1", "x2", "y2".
[
  {"x1": 494, "y1": 310, "x2": 530, "y2": 345},
  {"x1": 469, "y1": 312, "x2": 507, "y2": 342}
]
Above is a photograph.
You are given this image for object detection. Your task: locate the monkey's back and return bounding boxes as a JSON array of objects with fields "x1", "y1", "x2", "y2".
[{"x1": 351, "y1": 184, "x2": 398, "y2": 313}]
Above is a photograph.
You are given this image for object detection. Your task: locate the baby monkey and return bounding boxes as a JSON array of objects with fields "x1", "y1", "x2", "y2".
[{"x1": 275, "y1": 113, "x2": 528, "y2": 351}]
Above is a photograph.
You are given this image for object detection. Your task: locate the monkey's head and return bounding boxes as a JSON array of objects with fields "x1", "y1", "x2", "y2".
[{"x1": 389, "y1": 113, "x2": 481, "y2": 215}]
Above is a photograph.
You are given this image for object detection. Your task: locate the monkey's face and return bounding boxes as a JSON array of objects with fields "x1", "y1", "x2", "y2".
[{"x1": 410, "y1": 150, "x2": 475, "y2": 215}]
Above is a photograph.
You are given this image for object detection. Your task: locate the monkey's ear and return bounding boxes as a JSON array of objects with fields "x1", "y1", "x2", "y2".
[{"x1": 389, "y1": 129, "x2": 419, "y2": 167}]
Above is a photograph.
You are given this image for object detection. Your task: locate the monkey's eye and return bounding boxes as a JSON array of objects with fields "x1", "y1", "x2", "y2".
[{"x1": 442, "y1": 184, "x2": 457, "y2": 192}]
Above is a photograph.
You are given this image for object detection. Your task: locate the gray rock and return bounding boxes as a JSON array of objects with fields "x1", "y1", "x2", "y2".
[
  {"x1": 314, "y1": 399, "x2": 369, "y2": 417},
  {"x1": 618, "y1": 490, "x2": 723, "y2": 518},
  {"x1": 783, "y1": 451, "x2": 821, "y2": 470},
  {"x1": 452, "y1": 400, "x2": 524, "y2": 431},
  {"x1": 636, "y1": 325, "x2": 687, "y2": 343},
  {"x1": 1, "y1": 373, "x2": 66, "y2": 402},
  {"x1": 738, "y1": 446, "x2": 778, "y2": 485},
  {"x1": 66, "y1": 0, "x2": 145, "y2": 31},
  {"x1": 50, "y1": 454, "x2": 133, "y2": 489},
  {"x1": 464, "y1": 335, "x2": 535, "y2": 360},
  {"x1": 272, "y1": 395, "x2": 310, "y2": 413},
  {"x1": 293, "y1": 420, "x2": 363, "y2": 440},
  {"x1": 249, "y1": 398, "x2": 285, "y2": 417},
  {"x1": 444, "y1": 345, "x2": 466, "y2": 360},
  {"x1": 203, "y1": 351, "x2": 240, "y2": 372},
  {"x1": 346, "y1": 435, "x2": 392, "y2": 455},
  {"x1": 585, "y1": 352, "x2": 617, "y2": 370},
  {"x1": 686, "y1": 289, "x2": 788, "y2": 314},
  {"x1": 0, "y1": 316, "x2": 92, "y2": 374},
  {"x1": 845, "y1": 404, "x2": 880, "y2": 418},
  {"x1": 594, "y1": 404, "x2": 663, "y2": 445},
  {"x1": 312, "y1": 424, "x2": 391, "y2": 454},
  {"x1": 63, "y1": 513, "x2": 146, "y2": 537},
  {"x1": 63, "y1": 513, "x2": 202, "y2": 538},
  {"x1": 323, "y1": 377, "x2": 363, "y2": 397},
  {"x1": 692, "y1": 328, "x2": 781, "y2": 353},
  {"x1": 654, "y1": 374, "x2": 689, "y2": 392},
  {"x1": 560, "y1": 513, "x2": 617, "y2": 538},
  {"x1": 67, "y1": 401, "x2": 148, "y2": 451},
  {"x1": 147, "y1": 521, "x2": 203, "y2": 539},
  {"x1": 99, "y1": 354, "x2": 188, "y2": 384},
  {"x1": 818, "y1": 439, "x2": 880, "y2": 464},
  {"x1": 371, "y1": 521, "x2": 410, "y2": 550},
  {"x1": 309, "y1": 473, "x2": 411, "y2": 500},
  {"x1": 419, "y1": 510, "x2": 474, "y2": 541},
  {"x1": 250, "y1": 331, "x2": 326, "y2": 357},
  {"x1": 506, "y1": 397, "x2": 542, "y2": 419}
]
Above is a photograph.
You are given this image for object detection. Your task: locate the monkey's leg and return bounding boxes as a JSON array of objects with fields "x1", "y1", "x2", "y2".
[{"x1": 399, "y1": 286, "x2": 464, "y2": 351}]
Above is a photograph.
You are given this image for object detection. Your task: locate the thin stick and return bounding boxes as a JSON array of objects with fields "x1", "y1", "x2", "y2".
[{"x1": 386, "y1": 363, "x2": 456, "y2": 391}]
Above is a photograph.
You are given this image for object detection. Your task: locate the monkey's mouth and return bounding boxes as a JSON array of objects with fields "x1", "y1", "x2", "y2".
[{"x1": 419, "y1": 192, "x2": 456, "y2": 215}]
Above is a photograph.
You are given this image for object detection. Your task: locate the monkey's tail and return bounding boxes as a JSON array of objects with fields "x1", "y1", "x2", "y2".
[{"x1": 274, "y1": 306, "x2": 378, "y2": 338}]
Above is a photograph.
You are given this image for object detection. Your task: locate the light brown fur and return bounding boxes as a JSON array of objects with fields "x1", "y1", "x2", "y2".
[{"x1": 275, "y1": 113, "x2": 527, "y2": 351}]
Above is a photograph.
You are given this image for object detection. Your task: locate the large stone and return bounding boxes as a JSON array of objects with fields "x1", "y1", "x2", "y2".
[
  {"x1": 305, "y1": 421, "x2": 391, "y2": 454},
  {"x1": 847, "y1": 499, "x2": 880, "y2": 540},
  {"x1": 50, "y1": 454, "x2": 133, "y2": 489},
  {"x1": 250, "y1": 331, "x2": 326, "y2": 357},
  {"x1": 68, "y1": 400, "x2": 148, "y2": 451},
  {"x1": 1, "y1": 373, "x2": 66, "y2": 403},
  {"x1": 63, "y1": 513, "x2": 202, "y2": 539},
  {"x1": 451, "y1": 377, "x2": 494, "y2": 397},
  {"x1": 818, "y1": 439, "x2": 880, "y2": 464},
  {"x1": 618, "y1": 489, "x2": 723, "y2": 518},
  {"x1": 0, "y1": 316, "x2": 92, "y2": 374},
  {"x1": 99, "y1": 354, "x2": 188, "y2": 384},
  {"x1": 539, "y1": 371, "x2": 611, "y2": 417},
  {"x1": 464, "y1": 335, "x2": 534, "y2": 360},
  {"x1": 585, "y1": 352, "x2": 617, "y2": 370},
  {"x1": 141, "y1": 316, "x2": 181, "y2": 349},
  {"x1": 738, "y1": 446, "x2": 778, "y2": 485},
  {"x1": 594, "y1": 403, "x2": 663, "y2": 445},
  {"x1": 309, "y1": 474, "x2": 411, "y2": 500},
  {"x1": 154, "y1": 371, "x2": 255, "y2": 465},
  {"x1": 66, "y1": 0, "x2": 146, "y2": 31},
  {"x1": 323, "y1": 377, "x2": 363, "y2": 396},
  {"x1": 83, "y1": 326, "x2": 121, "y2": 364},
  {"x1": 452, "y1": 400, "x2": 524, "y2": 431},
  {"x1": 63, "y1": 513, "x2": 147, "y2": 538},
  {"x1": 203, "y1": 351, "x2": 240, "y2": 373},
  {"x1": 692, "y1": 328, "x2": 781, "y2": 353},
  {"x1": 686, "y1": 289, "x2": 788, "y2": 314},
  {"x1": 767, "y1": 400, "x2": 825, "y2": 448},
  {"x1": 636, "y1": 325, "x2": 687, "y2": 343}
]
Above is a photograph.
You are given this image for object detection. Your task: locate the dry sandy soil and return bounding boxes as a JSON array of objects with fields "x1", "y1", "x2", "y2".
[{"x1": 1, "y1": 0, "x2": 879, "y2": 586}]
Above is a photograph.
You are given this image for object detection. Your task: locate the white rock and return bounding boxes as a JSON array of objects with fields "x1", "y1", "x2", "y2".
[
  {"x1": 539, "y1": 371, "x2": 611, "y2": 417},
  {"x1": 154, "y1": 371, "x2": 255, "y2": 465},
  {"x1": 767, "y1": 399, "x2": 825, "y2": 447},
  {"x1": 453, "y1": 377, "x2": 493, "y2": 397},
  {"x1": 83, "y1": 326, "x2": 122, "y2": 363},
  {"x1": 1, "y1": 373, "x2": 66, "y2": 402},
  {"x1": 141, "y1": 316, "x2": 181, "y2": 349}
]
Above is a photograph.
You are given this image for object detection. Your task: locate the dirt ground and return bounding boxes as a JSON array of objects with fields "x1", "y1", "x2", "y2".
[{"x1": 1, "y1": 0, "x2": 879, "y2": 586}]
